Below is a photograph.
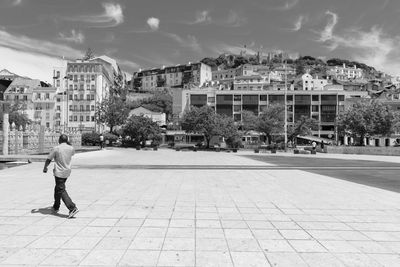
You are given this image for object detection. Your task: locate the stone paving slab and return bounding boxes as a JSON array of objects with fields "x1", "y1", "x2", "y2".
[{"x1": 0, "y1": 149, "x2": 400, "y2": 266}]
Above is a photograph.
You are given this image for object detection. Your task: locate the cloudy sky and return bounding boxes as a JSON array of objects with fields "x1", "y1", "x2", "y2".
[{"x1": 0, "y1": 0, "x2": 399, "y2": 82}]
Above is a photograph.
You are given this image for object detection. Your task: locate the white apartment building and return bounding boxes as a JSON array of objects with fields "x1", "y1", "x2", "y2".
[
  {"x1": 52, "y1": 55, "x2": 124, "y2": 132},
  {"x1": 4, "y1": 78, "x2": 58, "y2": 129},
  {"x1": 134, "y1": 62, "x2": 212, "y2": 91},
  {"x1": 233, "y1": 75, "x2": 269, "y2": 90},
  {"x1": 302, "y1": 73, "x2": 329, "y2": 91},
  {"x1": 328, "y1": 63, "x2": 363, "y2": 80}
]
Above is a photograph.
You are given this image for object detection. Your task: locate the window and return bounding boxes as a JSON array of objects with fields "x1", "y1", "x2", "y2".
[
  {"x1": 80, "y1": 105, "x2": 84, "y2": 111},
  {"x1": 74, "y1": 85, "x2": 78, "y2": 90},
  {"x1": 69, "y1": 95, "x2": 72, "y2": 100},
  {"x1": 69, "y1": 105, "x2": 73, "y2": 111},
  {"x1": 91, "y1": 105, "x2": 95, "y2": 111},
  {"x1": 91, "y1": 85, "x2": 95, "y2": 91},
  {"x1": 233, "y1": 105, "x2": 241, "y2": 112},
  {"x1": 234, "y1": 95, "x2": 242, "y2": 101},
  {"x1": 15, "y1": 95, "x2": 19, "y2": 100},
  {"x1": 91, "y1": 94, "x2": 95, "y2": 100},
  {"x1": 260, "y1": 95, "x2": 268, "y2": 101},
  {"x1": 56, "y1": 98, "x2": 60, "y2": 102},
  {"x1": 56, "y1": 106, "x2": 60, "y2": 111},
  {"x1": 80, "y1": 75, "x2": 84, "y2": 81},
  {"x1": 69, "y1": 116, "x2": 73, "y2": 122},
  {"x1": 80, "y1": 95, "x2": 83, "y2": 100},
  {"x1": 69, "y1": 85, "x2": 73, "y2": 91},
  {"x1": 91, "y1": 116, "x2": 95, "y2": 121},
  {"x1": 74, "y1": 116, "x2": 77, "y2": 121},
  {"x1": 23, "y1": 95, "x2": 27, "y2": 101},
  {"x1": 73, "y1": 75, "x2": 77, "y2": 82},
  {"x1": 46, "y1": 93, "x2": 50, "y2": 99},
  {"x1": 74, "y1": 95, "x2": 78, "y2": 100},
  {"x1": 80, "y1": 84, "x2": 84, "y2": 90},
  {"x1": 91, "y1": 75, "x2": 95, "y2": 81},
  {"x1": 287, "y1": 95, "x2": 293, "y2": 101},
  {"x1": 86, "y1": 105, "x2": 90, "y2": 111},
  {"x1": 80, "y1": 116, "x2": 84, "y2": 121},
  {"x1": 56, "y1": 80, "x2": 60, "y2": 87},
  {"x1": 86, "y1": 116, "x2": 90, "y2": 121},
  {"x1": 312, "y1": 95, "x2": 319, "y2": 101},
  {"x1": 46, "y1": 103, "x2": 50, "y2": 109},
  {"x1": 338, "y1": 95, "x2": 345, "y2": 101},
  {"x1": 312, "y1": 105, "x2": 319, "y2": 112}
]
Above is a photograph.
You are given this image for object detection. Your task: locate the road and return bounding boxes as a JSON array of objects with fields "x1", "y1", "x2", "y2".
[{"x1": 244, "y1": 155, "x2": 400, "y2": 193}]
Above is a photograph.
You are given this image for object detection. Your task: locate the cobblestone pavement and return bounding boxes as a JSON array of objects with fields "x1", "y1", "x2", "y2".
[{"x1": 1, "y1": 148, "x2": 400, "y2": 266}]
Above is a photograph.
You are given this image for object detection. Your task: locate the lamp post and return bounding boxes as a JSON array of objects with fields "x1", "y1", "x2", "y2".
[{"x1": 284, "y1": 58, "x2": 288, "y2": 151}]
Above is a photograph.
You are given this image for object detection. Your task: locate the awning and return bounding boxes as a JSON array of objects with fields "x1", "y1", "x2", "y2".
[{"x1": 296, "y1": 135, "x2": 333, "y2": 144}]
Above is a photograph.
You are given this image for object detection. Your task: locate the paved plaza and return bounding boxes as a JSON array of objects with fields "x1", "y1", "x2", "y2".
[{"x1": 1, "y1": 148, "x2": 400, "y2": 266}]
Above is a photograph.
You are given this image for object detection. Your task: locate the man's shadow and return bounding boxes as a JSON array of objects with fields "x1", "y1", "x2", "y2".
[{"x1": 31, "y1": 207, "x2": 69, "y2": 218}]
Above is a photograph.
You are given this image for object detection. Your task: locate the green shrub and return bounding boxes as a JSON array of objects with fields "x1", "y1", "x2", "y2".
[
  {"x1": 82, "y1": 132, "x2": 100, "y2": 146},
  {"x1": 103, "y1": 132, "x2": 118, "y2": 144}
]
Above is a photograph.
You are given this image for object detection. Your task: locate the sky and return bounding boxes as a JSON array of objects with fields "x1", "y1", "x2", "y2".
[{"x1": 0, "y1": 0, "x2": 400, "y2": 82}]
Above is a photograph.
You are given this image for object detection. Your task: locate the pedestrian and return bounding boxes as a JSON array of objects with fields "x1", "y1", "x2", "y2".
[
  {"x1": 321, "y1": 142, "x2": 325, "y2": 150},
  {"x1": 312, "y1": 141, "x2": 317, "y2": 151},
  {"x1": 43, "y1": 134, "x2": 79, "y2": 219},
  {"x1": 99, "y1": 134, "x2": 104, "y2": 149}
]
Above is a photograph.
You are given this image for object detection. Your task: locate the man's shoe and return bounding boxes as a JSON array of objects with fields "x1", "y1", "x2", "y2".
[
  {"x1": 68, "y1": 207, "x2": 79, "y2": 219},
  {"x1": 51, "y1": 207, "x2": 59, "y2": 213}
]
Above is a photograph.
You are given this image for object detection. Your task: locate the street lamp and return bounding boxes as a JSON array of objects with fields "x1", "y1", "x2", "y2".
[{"x1": 284, "y1": 58, "x2": 288, "y2": 151}]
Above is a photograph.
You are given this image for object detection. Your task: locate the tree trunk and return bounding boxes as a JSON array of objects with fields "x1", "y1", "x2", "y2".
[
  {"x1": 206, "y1": 137, "x2": 210, "y2": 148},
  {"x1": 360, "y1": 134, "x2": 364, "y2": 146},
  {"x1": 110, "y1": 125, "x2": 113, "y2": 133}
]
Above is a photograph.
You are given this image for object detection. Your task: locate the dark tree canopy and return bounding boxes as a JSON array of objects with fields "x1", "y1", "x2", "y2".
[
  {"x1": 181, "y1": 106, "x2": 238, "y2": 148},
  {"x1": 95, "y1": 96, "x2": 129, "y2": 133},
  {"x1": 122, "y1": 115, "x2": 162, "y2": 146},
  {"x1": 337, "y1": 100, "x2": 396, "y2": 145}
]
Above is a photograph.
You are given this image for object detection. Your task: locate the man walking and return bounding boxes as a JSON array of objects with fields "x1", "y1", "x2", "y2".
[{"x1": 43, "y1": 134, "x2": 79, "y2": 219}]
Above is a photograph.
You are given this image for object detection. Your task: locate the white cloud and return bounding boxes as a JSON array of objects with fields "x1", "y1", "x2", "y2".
[
  {"x1": 0, "y1": 28, "x2": 83, "y2": 81},
  {"x1": 65, "y1": 3, "x2": 124, "y2": 27},
  {"x1": 58, "y1": 29, "x2": 85, "y2": 44},
  {"x1": 192, "y1": 10, "x2": 212, "y2": 24},
  {"x1": 164, "y1": 33, "x2": 202, "y2": 53},
  {"x1": 279, "y1": 0, "x2": 299, "y2": 10},
  {"x1": 223, "y1": 10, "x2": 247, "y2": 27},
  {"x1": 292, "y1": 15, "x2": 306, "y2": 31},
  {"x1": 147, "y1": 17, "x2": 160, "y2": 31},
  {"x1": 0, "y1": 29, "x2": 82, "y2": 59},
  {"x1": 317, "y1": 11, "x2": 400, "y2": 76},
  {"x1": 12, "y1": 0, "x2": 22, "y2": 6},
  {"x1": 319, "y1": 11, "x2": 338, "y2": 44},
  {"x1": 0, "y1": 47, "x2": 66, "y2": 82}
]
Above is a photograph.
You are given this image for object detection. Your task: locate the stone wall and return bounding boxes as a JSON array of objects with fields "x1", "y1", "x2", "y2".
[
  {"x1": 327, "y1": 146, "x2": 400, "y2": 156},
  {"x1": 1, "y1": 126, "x2": 81, "y2": 155}
]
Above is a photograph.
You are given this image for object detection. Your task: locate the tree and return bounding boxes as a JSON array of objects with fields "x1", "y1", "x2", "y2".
[
  {"x1": 240, "y1": 110, "x2": 258, "y2": 132},
  {"x1": 288, "y1": 116, "x2": 319, "y2": 143},
  {"x1": 337, "y1": 100, "x2": 395, "y2": 145},
  {"x1": 0, "y1": 102, "x2": 31, "y2": 129},
  {"x1": 130, "y1": 91, "x2": 173, "y2": 121},
  {"x1": 122, "y1": 115, "x2": 162, "y2": 146},
  {"x1": 82, "y1": 48, "x2": 95, "y2": 61},
  {"x1": 95, "y1": 96, "x2": 129, "y2": 133},
  {"x1": 256, "y1": 104, "x2": 285, "y2": 144},
  {"x1": 181, "y1": 106, "x2": 237, "y2": 148}
]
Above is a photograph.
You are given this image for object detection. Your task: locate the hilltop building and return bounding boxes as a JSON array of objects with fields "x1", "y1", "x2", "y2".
[
  {"x1": 328, "y1": 63, "x2": 364, "y2": 81},
  {"x1": 133, "y1": 62, "x2": 212, "y2": 91}
]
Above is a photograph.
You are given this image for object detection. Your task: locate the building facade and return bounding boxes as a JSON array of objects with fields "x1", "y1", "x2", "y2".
[
  {"x1": 4, "y1": 78, "x2": 58, "y2": 128},
  {"x1": 302, "y1": 73, "x2": 329, "y2": 91},
  {"x1": 133, "y1": 62, "x2": 212, "y2": 91},
  {"x1": 173, "y1": 88, "x2": 369, "y2": 140},
  {"x1": 52, "y1": 56, "x2": 124, "y2": 132},
  {"x1": 328, "y1": 63, "x2": 364, "y2": 81}
]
